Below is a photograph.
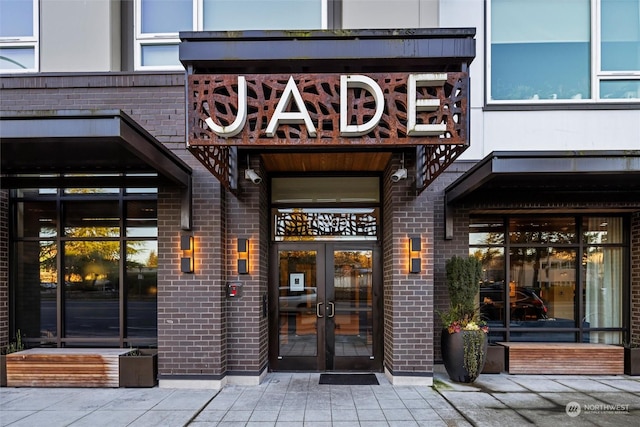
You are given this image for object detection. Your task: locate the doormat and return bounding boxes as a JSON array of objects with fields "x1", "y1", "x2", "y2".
[{"x1": 319, "y1": 374, "x2": 379, "y2": 385}]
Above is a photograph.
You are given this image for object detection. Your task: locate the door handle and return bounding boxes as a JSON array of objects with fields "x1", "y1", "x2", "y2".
[
  {"x1": 316, "y1": 302, "x2": 324, "y2": 318},
  {"x1": 327, "y1": 301, "x2": 335, "y2": 318}
]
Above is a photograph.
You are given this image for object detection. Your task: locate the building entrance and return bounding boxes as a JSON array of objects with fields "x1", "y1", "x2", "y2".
[{"x1": 269, "y1": 242, "x2": 382, "y2": 371}]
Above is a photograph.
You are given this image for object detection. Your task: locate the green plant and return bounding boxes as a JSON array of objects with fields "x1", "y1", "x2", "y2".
[
  {"x1": 2, "y1": 330, "x2": 24, "y2": 355},
  {"x1": 440, "y1": 256, "x2": 488, "y2": 380}
]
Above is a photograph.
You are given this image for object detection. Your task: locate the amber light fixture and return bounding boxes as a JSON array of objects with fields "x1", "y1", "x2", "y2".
[
  {"x1": 409, "y1": 236, "x2": 421, "y2": 274},
  {"x1": 237, "y1": 238, "x2": 249, "y2": 274},
  {"x1": 180, "y1": 234, "x2": 194, "y2": 273}
]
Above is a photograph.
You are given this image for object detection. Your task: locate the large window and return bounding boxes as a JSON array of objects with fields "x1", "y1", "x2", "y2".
[
  {"x1": 0, "y1": 0, "x2": 38, "y2": 73},
  {"x1": 489, "y1": 0, "x2": 640, "y2": 102},
  {"x1": 471, "y1": 215, "x2": 627, "y2": 344},
  {"x1": 136, "y1": 0, "x2": 327, "y2": 70},
  {"x1": 11, "y1": 185, "x2": 158, "y2": 348}
]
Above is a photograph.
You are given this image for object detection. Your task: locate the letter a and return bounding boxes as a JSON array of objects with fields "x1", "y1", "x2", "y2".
[{"x1": 266, "y1": 76, "x2": 317, "y2": 137}]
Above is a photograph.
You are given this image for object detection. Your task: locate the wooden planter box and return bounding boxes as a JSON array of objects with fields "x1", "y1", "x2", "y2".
[
  {"x1": 482, "y1": 344, "x2": 505, "y2": 374},
  {"x1": 119, "y1": 349, "x2": 158, "y2": 387},
  {"x1": 624, "y1": 347, "x2": 640, "y2": 376}
]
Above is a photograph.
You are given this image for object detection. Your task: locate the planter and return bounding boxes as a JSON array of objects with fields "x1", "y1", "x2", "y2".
[
  {"x1": 624, "y1": 347, "x2": 640, "y2": 376},
  {"x1": 119, "y1": 349, "x2": 158, "y2": 387},
  {"x1": 441, "y1": 328, "x2": 488, "y2": 383},
  {"x1": 1, "y1": 354, "x2": 6, "y2": 387},
  {"x1": 481, "y1": 344, "x2": 504, "y2": 374}
]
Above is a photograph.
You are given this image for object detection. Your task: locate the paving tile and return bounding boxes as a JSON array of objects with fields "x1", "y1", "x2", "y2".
[
  {"x1": 553, "y1": 379, "x2": 620, "y2": 393},
  {"x1": 356, "y1": 408, "x2": 386, "y2": 421},
  {"x1": 330, "y1": 408, "x2": 358, "y2": 421},
  {"x1": 277, "y1": 410, "x2": 305, "y2": 421},
  {"x1": 7, "y1": 410, "x2": 88, "y2": 427},
  {"x1": 382, "y1": 408, "x2": 414, "y2": 420},
  {"x1": 508, "y1": 378, "x2": 576, "y2": 392},
  {"x1": 68, "y1": 410, "x2": 143, "y2": 426}
]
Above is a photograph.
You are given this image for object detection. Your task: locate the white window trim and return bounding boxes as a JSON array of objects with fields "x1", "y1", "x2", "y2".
[
  {"x1": 0, "y1": 0, "x2": 39, "y2": 74},
  {"x1": 134, "y1": 0, "x2": 329, "y2": 71},
  {"x1": 487, "y1": 0, "x2": 640, "y2": 104}
]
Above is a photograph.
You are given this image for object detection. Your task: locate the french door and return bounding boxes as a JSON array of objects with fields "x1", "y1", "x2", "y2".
[{"x1": 269, "y1": 242, "x2": 382, "y2": 371}]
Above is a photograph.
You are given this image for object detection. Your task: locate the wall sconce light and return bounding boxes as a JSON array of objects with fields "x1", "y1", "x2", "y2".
[
  {"x1": 180, "y1": 234, "x2": 194, "y2": 273},
  {"x1": 409, "y1": 236, "x2": 421, "y2": 274},
  {"x1": 237, "y1": 238, "x2": 249, "y2": 274}
]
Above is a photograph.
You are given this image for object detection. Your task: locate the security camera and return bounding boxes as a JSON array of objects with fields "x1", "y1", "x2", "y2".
[
  {"x1": 245, "y1": 168, "x2": 262, "y2": 184},
  {"x1": 391, "y1": 168, "x2": 407, "y2": 182}
]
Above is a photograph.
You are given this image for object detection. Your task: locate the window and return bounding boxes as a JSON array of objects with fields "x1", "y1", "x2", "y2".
[
  {"x1": 471, "y1": 215, "x2": 627, "y2": 345},
  {"x1": 136, "y1": 0, "x2": 327, "y2": 70},
  {"x1": 11, "y1": 185, "x2": 158, "y2": 348},
  {"x1": 489, "y1": 0, "x2": 640, "y2": 102},
  {"x1": 0, "y1": 0, "x2": 38, "y2": 73}
]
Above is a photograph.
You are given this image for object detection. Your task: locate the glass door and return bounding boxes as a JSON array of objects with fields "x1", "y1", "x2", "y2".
[{"x1": 270, "y1": 243, "x2": 381, "y2": 371}]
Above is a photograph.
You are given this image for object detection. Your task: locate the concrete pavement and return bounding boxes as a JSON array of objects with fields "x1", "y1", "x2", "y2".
[{"x1": 1, "y1": 367, "x2": 639, "y2": 426}]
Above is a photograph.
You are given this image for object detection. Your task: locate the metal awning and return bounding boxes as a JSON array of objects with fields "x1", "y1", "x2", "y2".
[
  {"x1": 1, "y1": 109, "x2": 193, "y2": 229},
  {"x1": 444, "y1": 151, "x2": 640, "y2": 238}
]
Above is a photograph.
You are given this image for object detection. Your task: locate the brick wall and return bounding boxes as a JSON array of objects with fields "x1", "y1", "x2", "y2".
[
  {"x1": 382, "y1": 152, "x2": 434, "y2": 376},
  {"x1": 0, "y1": 190, "x2": 7, "y2": 347},
  {"x1": 631, "y1": 212, "x2": 640, "y2": 346},
  {"x1": 225, "y1": 156, "x2": 269, "y2": 375}
]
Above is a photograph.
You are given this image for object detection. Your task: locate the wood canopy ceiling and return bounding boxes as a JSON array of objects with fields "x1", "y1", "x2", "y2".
[{"x1": 260, "y1": 152, "x2": 392, "y2": 172}]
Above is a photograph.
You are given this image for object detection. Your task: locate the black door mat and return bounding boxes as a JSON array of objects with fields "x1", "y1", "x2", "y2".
[{"x1": 319, "y1": 373, "x2": 379, "y2": 385}]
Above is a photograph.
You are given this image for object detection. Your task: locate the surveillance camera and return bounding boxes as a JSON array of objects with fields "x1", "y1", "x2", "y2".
[
  {"x1": 245, "y1": 168, "x2": 262, "y2": 184},
  {"x1": 391, "y1": 168, "x2": 407, "y2": 182}
]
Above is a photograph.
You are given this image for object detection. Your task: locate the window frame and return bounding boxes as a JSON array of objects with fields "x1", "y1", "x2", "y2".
[
  {"x1": 487, "y1": 0, "x2": 640, "y2": 104},
  {"x1": 0, "y1": 0, "x2": 39, "y2": 74},
  {"x1": 134, "y1": 0, "x2": 329, "y2": 71}
]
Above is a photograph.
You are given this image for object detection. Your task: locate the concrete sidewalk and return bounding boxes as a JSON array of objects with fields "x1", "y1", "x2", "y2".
[{"x1": 1, "y1": 368, "x2": 639, "y2": 426}]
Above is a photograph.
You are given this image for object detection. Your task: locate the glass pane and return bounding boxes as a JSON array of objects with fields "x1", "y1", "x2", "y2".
[
  {"x1": 204, "y1": 0, "x2": 322, "y2": 31},
  {"x1": 509, "y1": 217, "x2": 576, "y2": 244},
  {"x1": 126, "y1": 200, "x2": 157, "y2": 237},
  {"x1": 64, "y1": 201, "x2": 120, "y2": 237},
  {"x1": 0, "y1": 0, "x2": 33, "y2": 37},
  {"x1": 470, "y1": 217, "x2": 504, "y2": 245},
  {"x1": 272, "y1": 177, "x2": 380, "y2": 204},
  {"x1": 141, "y1": 0, "x2": 192, "y2": 33},
  {"x1": 141, "y1": 44, "x2": 180, "y2": 67},
  {"x1": 273, "y1": 208, "x2": 379, "y2": 241},
  {"x1": 15, "y1": 201, "x2": 57, "y2": 238},
  {"x1": 600, "y1": 80, "x2": 640, "y2": 99},
  {"x1": 601, "y1": 0, "x2": 640, "y2": 71},
  {"x1": 583, "y1": 217, "x2": 623, "y2": 244},
  {"x1": 0, "y1": 47, "x2": 35, "y2": 70},
  {"x1": 582, "y1": 246, "x2": 623, "y2": 342},
  {"x1": 333, "y1": 250, "x2": 373, "y2": 357},
  {"x1": 476, "y1": 247, "x2": 505, "y2": 326},
  {"x1": 510, "y1": 247, "x2": 576, "y2": 325},
  {"x1": 126, "y1": 241, "x2": 158, "y2": 342},
  {"x1": 64, "y1": 241, "x2": 120, "y2": 337},
  {"x1": 279, "y1": 250, "x2": 317, "y2": 357},
  {"x1": 491, "y1": 0, "x2": 590, "y2": 100},
  {"x1": 15, "y1": 241, "x2": 57, "y2": 343}
]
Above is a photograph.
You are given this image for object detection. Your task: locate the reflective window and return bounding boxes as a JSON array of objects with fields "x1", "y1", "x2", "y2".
[
  {"x1": 11, "y1": 185, "x2": 157, "y2": 347},
  {"x1": 489, "y1": 0, "x2": 640, "y2": 102},
  {"x1": 471, "y1": 215, "x2": 626, "y2": 344},
  {"x1": 490, "y1": 0, "x2": 591, "y2": 101},
  {"x1": 135, "y1": 0, "x2": 327, "y2": 70},
  {"x1": 0, "y1": 0, "x2": 37, "y2": 73},
  {"x1": 126, "y1": 241, "x2": 158, "y2": 340},
  {"x1": 203, "y1": 0, "x2": 323, "y2": 31}
]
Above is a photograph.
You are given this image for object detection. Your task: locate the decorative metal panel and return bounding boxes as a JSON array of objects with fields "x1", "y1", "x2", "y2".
[
  {"x1": 415, "y1": 144, "x2": 469, "y2": 194},
  {"x1": 188, "y1": 72, "x2": 468, "y2": 147},
  {"x1": 273, "y1": 209, "x2": 379, "y2": 241}
]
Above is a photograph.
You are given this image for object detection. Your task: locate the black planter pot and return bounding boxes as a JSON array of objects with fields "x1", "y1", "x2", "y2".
[
  {"x1": 119, "y1": 349, "x2": 158, "y2": 387},
  {"x1": 441, "y1": 328, "x2": 488, "y2": 383},
  {"x1": 624, "y1": 347, "x2": 640, "y2": 376}
]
